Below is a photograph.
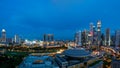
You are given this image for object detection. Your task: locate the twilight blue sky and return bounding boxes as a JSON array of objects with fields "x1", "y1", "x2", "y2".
[{"x1": 0, "y1": 0, "x2": 120, "y2": 40}]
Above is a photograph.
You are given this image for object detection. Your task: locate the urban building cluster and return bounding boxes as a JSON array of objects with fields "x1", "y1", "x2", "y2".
[
  {"x1": 0, "y1": 20, "x2": 120, "y2": 68},
  {"x1": 75, "y1": 21, "x2": 120, "y2": 49},
  {"x1": 17, "y1": 21, "x2": 119, "y2": 68},
  {"x1": 19, "y1": 48, "x2": 103, "y2": 68},
  {"x1": 0, "y1": 29, "x2": 21, "y2": 46},
  {"x1": 1, "y1": 20, "x2": 120, "y2": 49}
]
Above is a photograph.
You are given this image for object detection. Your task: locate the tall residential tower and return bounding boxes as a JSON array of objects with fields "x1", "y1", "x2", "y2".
[{"x1": 1, "y1": 29, "x2": 6, "y2": 42}]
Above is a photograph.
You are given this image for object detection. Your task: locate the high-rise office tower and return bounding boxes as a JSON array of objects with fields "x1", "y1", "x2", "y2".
[
  {"x1": 115, "y1": 30, "x2": 120, "y2": 48},
  {"x1": 13, "y1": 35, "x2": 21, "y2": 44},
  {"x1": 81, "y1": 30, "x2": 88, "y2": 46},
  {"x1": 93, "y1": 26, "x2": 97, "y2": 45},
  {"x1": 1, "y1": 29, "x2": 6, "y2": 42},
  {"x1": 105, "y1": 28, "x2": 111, "y2": 46},
  {"x1": 101, "y1": 33, "x2": 105, "y2": 45},
  {"x1": 75, "y1": 31, "x2": 82, "y2": 46},
  {"x1": 97, "y1": 20, "x2": 101, "y2": 45},
  {"x1": 48, "y1": 34, "x2": 54, "y2": 42},
  {"x1": 90, "y1": 23, "x2": 94, "y2": 32},
  {"x1": 111, "y1": 35, "x2": 115, "y2": 46},
  {"x1": 43, "y1": 34, "x2": 54, "y2": 46},
  {"x1": 43, "y1": 34, "x2": 46, "y2": 42},
  {"x1": 44, "y1": 34, "x2": 54, "y2": 42},
  {"x1": 89, "y1": 23, "x2": 94, "y2": 45}
]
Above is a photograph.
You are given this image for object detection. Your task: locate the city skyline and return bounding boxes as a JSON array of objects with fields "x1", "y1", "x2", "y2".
[
  {"x1": 0, "y1": 0, "x2": 120, "y2": 40},
  {"x1": 0, "y1": 0, "x2": 120, "y2": 68},
  {"x1": 0, "y1": 22, "x2": 119, "y2": 41}
]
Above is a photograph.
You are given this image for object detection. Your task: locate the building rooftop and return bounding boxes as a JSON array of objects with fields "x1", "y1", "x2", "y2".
[
  {"x1": 63, "y1": 48, "x2": 91, "y2": 58},
  {"x1": 19, "y1": 55, "x2": 59, "y2": 68},
  {"x1": 55, "y1": 54, "x2": 94, "y2": 67},
  {"x1": 2, "y1": 29, "x2": 6, "y2": 32}
]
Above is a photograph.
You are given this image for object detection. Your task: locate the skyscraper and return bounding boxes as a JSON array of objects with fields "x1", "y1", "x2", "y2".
[
  {"x1": 93, "y1": 26, "x2": 97, "y2": 45},
  {"x1": 115, "y1": 30, "x2": 120, "y2": 48},
  {"x1": 90, "y1": 23, "x2": 94, "y2": 32},
  {"x1": 75, "y1": 31, "x2": 82, "y2": 46},
  {"x1": 97, "y1": 20, "x2": 101, "y2": 45},
  {"x1": 81, "y1": 30, "x2": 88, "y2": 46},
  {"x1": 1, "y1": 29, "x2": 6, "y2": 42},
  {"x1": 101, "y1": 33, "x2": 105, "y2": 45},
  {"x1": 89, "y1": 23, "x2": 94, "y2": 45},
  {"x1": 105, "y1": 28, "x2": 111, "y2": 46},
  {"x1": 111, "y1": 35, "x2": 115, "y2": 46},
  {"x1": 43, "y1": 34, "x2": 54, "y2": 46},
  {"x1": 43, "y1": 34, "x2": 54, "y2": 42},
  {"x1": 13, "y1": 35, "x2": 21, "y2": 44}
]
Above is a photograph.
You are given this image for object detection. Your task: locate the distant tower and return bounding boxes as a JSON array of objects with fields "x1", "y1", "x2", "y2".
[
  {"x1": 81, "y1": 30, "x2": 88, "y2": 46},
  {"x1": 115, "y1": 30, "x2": 120, "y2": 48},
  {"x1": 43, "y1": 34, "x2": 54, "y2": 46},
  {"x1": 101, "y1": 33, "x2": 105, "y2": 45},
  {"x1": 97, "y1": 20, "x2": 101, "y2": 46},
  {"x1": 93, "y1": 26, "x2": 97, "y2": 45},
  {"x1": 14, "y1": 35, "x2": 21, "y2": 44},
  {"x1": 44, "y1": 34, "x2": 54, "y2": 42},
  {"x1": 44, "y1": 34, "x2": 47, "y2": 42},
  {"x1": 48, "y1": 34, "x2": 54, "y2": 42},
  {"x1": 105, "y1": 28, "x2": 111, "y2": 46},
  {"x1": 75, "y1": 31, "x2": 82, "y2": 46},
  {"x1": 1, "y1": 29, "x2": 6, "y2": 42},
  {"x1": 90, "y1": 23, "x2": 94, "y2": 45}
]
